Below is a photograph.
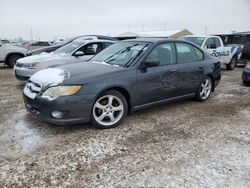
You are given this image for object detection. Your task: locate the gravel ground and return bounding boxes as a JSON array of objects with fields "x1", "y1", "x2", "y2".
[{"x1": 0, "y1": 64, "x2": 249, "y2": 187}]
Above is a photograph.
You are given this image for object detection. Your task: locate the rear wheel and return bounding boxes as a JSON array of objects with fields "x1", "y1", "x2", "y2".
[
  {"x1": 91, "y1": 90, "x2": 128, "y2": 129},
  {"x1": 6, "y1": 54, "x2": 23, "y2": 68},
  {"x1": 226, "y1": 56, "x2": 237, "y2": 70},
  {"x1": 196, "y1": 77, "x2": 212, "y2": 101}
]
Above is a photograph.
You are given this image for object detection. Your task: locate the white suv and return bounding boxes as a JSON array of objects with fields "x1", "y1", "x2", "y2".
[{"x1": 0, "y1": 41, "x2": 27, "y2": 68}]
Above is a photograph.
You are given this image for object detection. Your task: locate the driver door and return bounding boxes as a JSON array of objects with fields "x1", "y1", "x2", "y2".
[
  {"x1": 205, "y1": 37, "x2": 224, "y2": 62},
  {"x1": 136, "y1": 43, "x2": 178, "y2": 106}
]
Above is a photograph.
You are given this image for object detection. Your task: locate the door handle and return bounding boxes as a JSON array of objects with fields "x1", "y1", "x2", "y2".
[{"x1": 198, "y1": 66, "x2": 203, "y2": 70}]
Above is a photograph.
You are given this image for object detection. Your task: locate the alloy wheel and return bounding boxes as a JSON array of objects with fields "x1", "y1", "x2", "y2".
[
  {"x1": 93, "y1": 95, "x2": 124, "y2": 126},
  {"x1": 200, "y1": 78, "x2": 212, "y2": 100}
]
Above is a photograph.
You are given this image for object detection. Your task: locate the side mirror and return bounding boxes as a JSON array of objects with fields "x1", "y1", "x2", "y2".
[
  {"x1": 207, "y1": 43, "x2": 217, "y2": 49},
  {"x1": 74, "y1": 51, "x2": 85, "y2": 57},
  {"x1": 144, "y1": 59, "x2": 160, "y2": 68}
]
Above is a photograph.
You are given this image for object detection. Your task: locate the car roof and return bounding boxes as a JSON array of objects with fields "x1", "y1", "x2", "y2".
[
  {"x1": 73, "y1": 39, "x2": 115, "y2": 44},
  {"x1": 124, "y1": 37, "x2": 187, "y2": 44}
]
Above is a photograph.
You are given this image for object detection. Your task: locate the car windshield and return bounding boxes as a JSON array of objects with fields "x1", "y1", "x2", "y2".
[
  {"x1": 184, "y1": 37, "x2": 205, "y2": 47},
  {"x1": 54, "y1": 41, "x2": 84, "y2": 54},
  {"x1": 91, "y1": 42, "x2": 149, "y2": 67}
]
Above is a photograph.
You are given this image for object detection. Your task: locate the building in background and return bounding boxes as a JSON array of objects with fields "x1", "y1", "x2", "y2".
[{"x1": 115, "y1": 28, "x2": 193, "y2": 40}]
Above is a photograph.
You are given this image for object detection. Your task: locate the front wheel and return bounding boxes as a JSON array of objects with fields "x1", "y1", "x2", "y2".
[
  {"x1": 196, "y1": 77, "x2": 212, "y2": 101},
  {"x1": 91, "y1": 90, "x2": 128, "y2": 129},
  {"x1": 226, "y1": 56, "x2": 237, "y2": 70}
]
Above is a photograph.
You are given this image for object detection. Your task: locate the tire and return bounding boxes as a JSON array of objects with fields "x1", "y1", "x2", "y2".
[
  {"x1": 91, "y1": 90, "x2": 128, "y2": 129},
  {"x1": 226, "y1": 56, "x2": 237, "y2": 70},
  {"x1": 196, "y1": 76, "x2": 213, "y2": 101},
  {"x1": 6, "y1": 54, "x2": 23, "y2": 68},
  {"x1": 243, "y1": 80, "x2": 250, "y2": 85}
]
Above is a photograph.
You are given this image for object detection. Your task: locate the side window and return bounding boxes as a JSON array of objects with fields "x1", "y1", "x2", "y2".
[
  {"x1": 205, "y1": 38, "x2": 214, "y2": 48},
  {"x1": 77, "y1": 43, "x2": 102, "y2": 55},
  {"x1": 213, "y1": 38, "x2": 221, "y2": 48},
  {"x1": 146, "y1": 43, "x2": 175, "y2": 66},
  {"x1": 176, "y1": 42, "x2": 202, "y2": 63},
  {"x1": 192, "y1": 46, "x2": 204, "y2": 61}
]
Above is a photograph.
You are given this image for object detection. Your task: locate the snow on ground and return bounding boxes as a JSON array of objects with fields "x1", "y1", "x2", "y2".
[{"x1": 0, "y1": 65, "x2": 249, "y2": 187}]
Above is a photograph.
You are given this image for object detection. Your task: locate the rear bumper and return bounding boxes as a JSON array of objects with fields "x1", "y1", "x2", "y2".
[{"x1": 23, "y1": 92, "x2": 96, "y2": 125}]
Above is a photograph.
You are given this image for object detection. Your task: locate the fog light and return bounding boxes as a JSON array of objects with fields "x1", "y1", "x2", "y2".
[{"x1": 52, "y1": 111, "x2": 64, "y2": 119}]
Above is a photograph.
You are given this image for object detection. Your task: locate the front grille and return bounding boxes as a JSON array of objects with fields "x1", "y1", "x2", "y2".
[{"x1": 24, "y1": 80, "x2": 42, "y2": 99}]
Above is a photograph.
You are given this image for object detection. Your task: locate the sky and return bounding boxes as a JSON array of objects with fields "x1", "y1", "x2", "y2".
[{"x1": 0, "y1": 0, "x2": 250, "y2": 41}]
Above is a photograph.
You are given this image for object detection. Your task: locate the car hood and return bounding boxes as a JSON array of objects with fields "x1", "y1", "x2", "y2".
[
  {"x1": 29, "y1": 45, "x2": 60, "y2": 54},
  {"x1": 29, "y1": 61, "x2": 125, "y2": 87},
  {"x1": 4, "y1": 44, "x2": 27, "y2": 53},
  {"x1": 17, "y1": 53, "x2": 70, "y2": 64},
  {"x1": 61, "y1": 61, "x2": 125, "y2": 84}
]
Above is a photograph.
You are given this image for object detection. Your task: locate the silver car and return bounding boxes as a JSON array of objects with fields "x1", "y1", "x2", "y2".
[{"x1": 14, "y1": 36, "x2": 114, "y2": 81}]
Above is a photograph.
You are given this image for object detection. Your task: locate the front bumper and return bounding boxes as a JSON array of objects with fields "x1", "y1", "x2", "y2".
[
  {"x1": 14, "y1": 66, "x2": 37, "y2": 81},
  {"x1": 242, "y1": 68, "x2": 250, "y2": 82},
  {"x1": 23, "y1": 92, "x2": 96, "y2": 125}
]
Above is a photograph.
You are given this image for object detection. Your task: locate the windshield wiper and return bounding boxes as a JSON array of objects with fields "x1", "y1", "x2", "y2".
[
  {"x1": 124, "y1": 44, "x2": 149, "y2": 67},
  {"x1": 104, "y1": 44, "x2": 139, "y2": 64}
]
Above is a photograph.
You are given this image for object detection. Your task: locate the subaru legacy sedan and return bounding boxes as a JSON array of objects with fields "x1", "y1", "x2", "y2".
[{"x1": 23, "y1": 39, "x2": 221, "y2": 129}]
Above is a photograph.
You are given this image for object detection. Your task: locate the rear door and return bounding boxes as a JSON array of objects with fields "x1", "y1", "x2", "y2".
[
  {"x1": 175, "y1": 42, "x2": 205, "y2": 95},
  {"x1": 136, "y1": 42, "x2": 178, "y2": 105}
]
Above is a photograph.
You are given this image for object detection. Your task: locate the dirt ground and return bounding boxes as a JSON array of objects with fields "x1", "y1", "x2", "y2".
[{"x1": 0, "y1": 64, "x2": 249, "y2": 187}]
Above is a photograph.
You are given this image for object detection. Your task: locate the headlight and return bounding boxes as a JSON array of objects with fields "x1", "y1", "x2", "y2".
[
  {"x1": 41, "y1": 85, "x2": 82, "y2": 100},
  {"x1": 27, "y1": 62, "x2": 39, "y2": 69}
]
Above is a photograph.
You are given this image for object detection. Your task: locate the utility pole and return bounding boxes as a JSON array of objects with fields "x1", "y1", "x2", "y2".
[
  {"x1": 205, "y1": 26, "x2": 207, "y2": 35},
  {"x1": 30, "y1": 28, "x2": 33, "y2": 41},
  {"x1": 141, "y1": 24, "x2": 144, "y2": 32}
]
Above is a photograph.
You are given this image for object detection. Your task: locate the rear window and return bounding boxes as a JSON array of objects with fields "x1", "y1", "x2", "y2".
[{"x1": 176, "y1": 43, "x2": 203, "y2": 63}]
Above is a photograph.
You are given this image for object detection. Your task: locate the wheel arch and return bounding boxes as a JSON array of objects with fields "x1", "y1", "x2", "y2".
[
  {"x1": 94, "y1": 86, "x2": 132, "y2": 115},
  {"x1": 206, "y1": 74, "x2": 215, "y2": 92},
  {"x1": 5, "y1": 52, "x2": 25, "y2": 62}
]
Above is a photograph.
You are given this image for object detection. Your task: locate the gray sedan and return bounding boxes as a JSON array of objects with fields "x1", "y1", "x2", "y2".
[
  {"x1": 14, "y1": 37, "x2": 114, "y2": 81},
  {"x1": 23, "y1": 38, "x2": 221, "y2": 129}
]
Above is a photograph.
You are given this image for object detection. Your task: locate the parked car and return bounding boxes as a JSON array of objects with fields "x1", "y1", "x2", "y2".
[
  {"x1": 27, "y1": 35, "x2": 116, "y2": 56},
  {"x1": 29, "y1": 41, "x2": 50, "y2": 46},
  {"x1": 14, "y1": 37, "x2": 115, "y2": 81},
  {"x1": 0, "y1": 41, "x2": 27, "y2": 68},
  {"x1": 242, "y1": 62, "x2": 250, "y2": 85},
  {"x1": 22, "y1": 38, "x2": 221, "y2": 129},
  {"x1": 240, "y1": 42, "x2": 250, "y2": 62},
  {"x1": 184, "y1": 35, "x2": 243, "y2": 70}
]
